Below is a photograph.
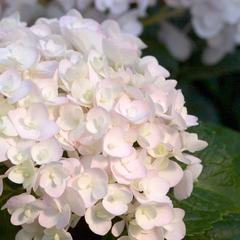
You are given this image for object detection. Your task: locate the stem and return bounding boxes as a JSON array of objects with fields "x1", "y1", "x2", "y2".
[{"x1": 142, "y1": 7, "x2": 185, "y2": 26}]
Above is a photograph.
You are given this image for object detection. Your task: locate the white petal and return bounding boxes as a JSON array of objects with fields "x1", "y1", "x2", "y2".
[
  {"x1": 0, "y1": 116, "x2": 18, "y2": 136},
  {"x1": 62, "y1": 187, "x2": 85, "y2": 216},
  {"x1": 103, "y1": 127, "x2": 133, "y2": 158},
  {"x1": 0, "y1": 177, "x2": 3, "y2": 196},
  {"x1": 158, "y1": 161, "x2": 183, "y2": 187},
  {"x1": 9, "y1": 80, "x2": 33, "y2": 104},
  {"x1": 112, "y1": 220, "x2": 125, "y2": 237},
  {"x1": 187, "y1": 163, "x2": 203, "y2": 181},
  {"x1": 16, "y1": 229, "x2": 34, "y2": 240},
  {"x1": 165, "y1": 221, "x2": 186, "y2": 240},
  {"x1": 0, "y1": 137, "x2": 10, "y2": 162},
  {"x1": 8, "y1": 44, "x2": 39, "y2": 70},
  {"x1": 31, "y1": 138, "x2": 63, "y2": 165},
  {"x1": 85, "y1": 203, "x2": 113, "y2": 236},
  {"x1": 182, "y1": 132, "x2": 208, "y2": 152},
  {"x1": 174, "y1": 170, "x2": 193, "y2": 200}
]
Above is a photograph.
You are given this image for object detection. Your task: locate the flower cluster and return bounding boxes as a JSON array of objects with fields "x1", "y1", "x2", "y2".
[
  {"x1": 0, "y1": 0, "x2": 156, "y2": 36},
  {"x1": 163, "y1": 0, "x2": 240, "y2": 64},
  {"x1": 0, "y1": 11, "x2": 207, "y2": 240},
  {"x1": 49, "y1": 0, "x2": 156, "y2": 36},
  {"x1": 2, "y1": 0, "x2": 240, "y2": 65}
]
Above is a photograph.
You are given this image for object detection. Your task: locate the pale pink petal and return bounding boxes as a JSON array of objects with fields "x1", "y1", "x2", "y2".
[
  {"x1": 103, "y1": 127, "x2": 133, "y2": 158},
  {"x1": 174, "y1": 170, "x2": 193, "y2": 200},
  {"x1": 8, "y1": 44, "x2": 40, "y2": 70},
  {"x1": 164, "y1": 208, "x2": 186, "y2": 240},
  {"x1": 111, "y1": 150, "x2": 147, "y2": 184},
  {"x1": 0, "y1": 177, "x2": 3, "y2": 196},
  {"x1": 114, "y1": 95, "x2": 152, "y2": 124},
  {"x1": 158, "y1": 161, "x2": 183, "y2": 187},
  {"x1": 137, "y1": 123, "x2": 161, "y2": 148},
  {"x1": 31, "y1": 138, "x2": 63, "y2": 165},
  {"x1": 187, "y1": 163, "x2": 203, "y2": 181},
  {"x1": 11, "y1": 206, "x2": 39, "y2": 226},
  {"x1": 39, "y1": 121, "x2": 59, "y2": 140},
  {"x1": 112, "y1": 220, "x2": 125, "y2": 237},
  {"x1": 9, "y1": 80, "x2": 34, "y2": 104},
  {"x1": 156, "y1": 205, "x2": 174, "y2": 226},
  {"x1": 56, "y1": 204, "x2": 71, "y2": 229},
  {"x1": 0, "y1": 116, "x2": 18, "y2": 137},
  {"x1": 86, "y1": 107, "x2": 110, "y2": 138},
  {"x1": 61, "y1": 187, "x2": 85, "y2": 216},
  {"x1": 8, "y1": 108, "x2": 39, "y2": 140},
  {"x1": 182, "y1": 132, "x2": 208, "y2": 152},
  {"x1": 165, "y1": 221, "x2": 186, "y2": 240},
  {"x1": 0, "y1": 137, "x2": 10, "y2": 162},
  {"x1": 38, "y1": 209, "x2": 59, "y2": 228},
  {"x1": 62, "y1": 158, "x2": 82, "y2": 176},
  {"x1": 85, "y1": 203, "x2": 113, "y2": 236},
  {"x1": 3, "y1": 194, "x2": 35, "y2": 212},
  {"x1": 128, "y1": 220, "x2": 164, "y2": 240},
  {"x1": 16, "y1": 229, "x2": 34, "y2": 240}
]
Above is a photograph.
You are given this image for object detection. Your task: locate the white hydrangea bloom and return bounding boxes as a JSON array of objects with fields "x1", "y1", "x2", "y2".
[
  {"x1": 102, "y1": 183, "x2": 133, "y2": 215},
  {"x1": 0, "y1": 11, "x2": 207, "y2": 240},
  {"x1": 135, "y1": 204, "x2": 174, "y2": 230},
  {"x1": 36, "y1": 162, "x2": 68, "y2": 198},
  {"x1": 38, "y1": 196, "x2": 71, "y2": 229},
  {"x1": 8, "y1": 103, "x2": 58, "y2": 140},
  {"x1": 8, "y1": 159, "x2": 36, "y2": 189},
  {"x1": 131, "y1": 174, "x2": 170, "y2": 204},
  {"x1": 85, "y1": 202, "x2": 114, "y2": 236},
  {"x1": 3, "y1": 194, "x2": 42, "y2": 226},
  {"x1": 70, "y1": 168, "x2": 108, "y2": 207},
  {"x1": 31, "y1": 138, "x2": 63, "y2": 165},
  {"x1": 7, "y1": 140, "x2": 34, "y2": 165},
  {"x1": 2, "y1": 0, "x2": 240, "y2": 64}
]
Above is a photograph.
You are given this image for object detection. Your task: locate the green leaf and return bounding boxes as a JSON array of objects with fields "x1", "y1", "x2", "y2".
[
  {"x1": 175, "y1": 123, "x2": 240, "y2": 239},
  {"x1": 207, "y1": 214, "x2": 240, "y2": 240}
]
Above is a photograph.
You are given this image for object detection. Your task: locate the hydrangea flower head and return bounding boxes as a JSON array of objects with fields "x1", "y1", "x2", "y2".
[{"x1": 0, "y1": 10, "x2": 207, "y2": 240}]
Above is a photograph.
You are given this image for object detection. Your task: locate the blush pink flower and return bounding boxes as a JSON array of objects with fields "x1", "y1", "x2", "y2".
[
  {"x1": 37, "y1": 163, "x2": 68, "y2": 198},
  {"x1": 0, "y1": 11, "x2": 207, "y2": 240},
  {"x1": 103, "y1": 127, "x2": 133, "y2": 158},
  {"x1": 8, "y1": 103, "x2": 58, "y2": 140}
]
